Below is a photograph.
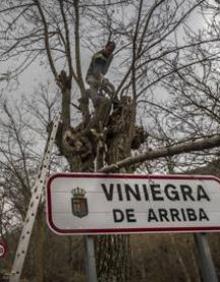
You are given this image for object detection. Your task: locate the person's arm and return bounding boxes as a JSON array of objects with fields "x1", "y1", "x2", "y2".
[{"x1": 103, "y1": 54, "x2": 113, "y2": 75}]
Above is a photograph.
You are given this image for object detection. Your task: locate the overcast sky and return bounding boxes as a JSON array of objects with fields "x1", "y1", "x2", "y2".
[{"x1": 0, "y1": 1, "x2": 211, "y2": 108}]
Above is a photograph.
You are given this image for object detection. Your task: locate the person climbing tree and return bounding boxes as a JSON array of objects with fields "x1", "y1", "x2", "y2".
[{"x1": 86, "y1": 41, "x2": 116, "y2": 107}]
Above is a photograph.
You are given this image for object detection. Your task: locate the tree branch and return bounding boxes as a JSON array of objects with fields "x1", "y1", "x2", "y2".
[
  {"x1": 34, "y1": 0, "x2": 58, "y2": 79},
  {"x1": 58, "y1": 0, "x2": 75, "y2": 79},
  {"x1": 100, "y1": 134, "x2": 220, "y2": 172}
]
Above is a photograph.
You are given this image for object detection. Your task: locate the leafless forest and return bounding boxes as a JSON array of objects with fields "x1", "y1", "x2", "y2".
[{"x1": 1, "y1": 0, "x2": 220, "y2": 281}]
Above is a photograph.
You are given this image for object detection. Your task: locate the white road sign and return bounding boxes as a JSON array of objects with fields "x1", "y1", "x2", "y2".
[
  {"x1": 0, "y1": 240, "x2": 7, "y2": 258},
  {"x1": 46, "y1": 173, "x2": 220, "y2": 235}
]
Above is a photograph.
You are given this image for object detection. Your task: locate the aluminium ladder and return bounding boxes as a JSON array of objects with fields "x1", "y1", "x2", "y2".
[{"x1": 9, "y1": 112, "x2": 61, "y2": 282}]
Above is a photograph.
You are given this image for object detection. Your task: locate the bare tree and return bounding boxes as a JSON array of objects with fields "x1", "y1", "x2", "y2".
[{"x1": 2, "y1": 0, "x2": 220, "y2": 281}]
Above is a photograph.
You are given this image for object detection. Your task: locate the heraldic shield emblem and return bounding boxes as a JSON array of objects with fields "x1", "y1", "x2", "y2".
[{"x1": 71, "y1": 187, "x2": 88, "y2": 218}]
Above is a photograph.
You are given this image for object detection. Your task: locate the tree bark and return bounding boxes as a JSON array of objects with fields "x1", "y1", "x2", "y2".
[
  {"x1": 53, "y1": 72, "x2": 147, "y2": 281},
  {"x1": 94, "y1": 97, "x2": 136, "y2": 282}
]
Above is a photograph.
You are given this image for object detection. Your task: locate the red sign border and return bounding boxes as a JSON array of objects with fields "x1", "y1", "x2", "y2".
[
  {"x1": 46, "y1": 173, "x2": 220, "y2": 235},
  {"x1": 0, "y1": 240, "x2": 7, "y2": 258}
]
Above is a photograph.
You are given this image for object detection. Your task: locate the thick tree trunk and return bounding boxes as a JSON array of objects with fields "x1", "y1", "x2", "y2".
[
  {"x1": 54, "y1": 73, "x2": 146, "y2": 281},
  {"x1": 94, "y1": 97, "x2": 136, "y2": 282},
  {"x1": 95, "y1": 235, "x2": 131, "y2": 282}
]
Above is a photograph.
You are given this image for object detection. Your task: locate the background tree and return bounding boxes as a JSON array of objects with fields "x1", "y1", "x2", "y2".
[{"x1": 1, "y1": 0, "x2": 220, "y2": 281}]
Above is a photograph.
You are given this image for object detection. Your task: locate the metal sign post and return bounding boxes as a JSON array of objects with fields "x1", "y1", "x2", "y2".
[
  {"x1": 194, "y1": 233, "x2": 218, "y2": 282},
  {"x1": 85, "y1": 236, "x2": 98, "y2": 282}
]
